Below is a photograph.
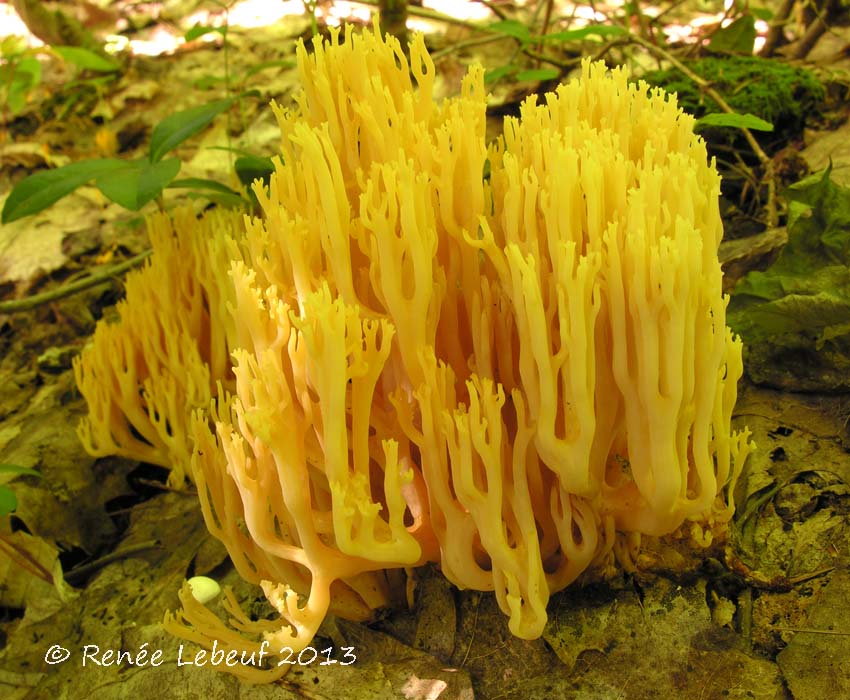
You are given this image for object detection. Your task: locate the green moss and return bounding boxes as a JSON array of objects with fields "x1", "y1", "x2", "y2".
[{"x1": 640, "y1": 56, "x2": 824, "y2": 141}]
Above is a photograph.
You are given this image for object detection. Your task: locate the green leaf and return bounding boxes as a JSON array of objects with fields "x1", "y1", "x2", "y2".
[
  {"x1": 784, "y1": 165, "x2": 850, "y2": 264},
  {"x1": 0, "y1": 464, "x2": 39, "y2": 517},
  {"x1": 487, "y1": 19, "x2": 532, "y2": 43},
  {"x1": 95, "y1": 158, "x2": 181, "y2": 210},
  {"x1": 184, "y1": 24, "x2": 228, "y2": 42},
  {"x1": 707, "y1": 15, "x2": 756, "y2": 55},
  {"x1": 515, "y1": 68, "x2": 561, "y2": 82},
  {"x1": 732, "y1": 290, "x2": 850, "y2": 344},
  {"x1": 242, "y1": 59, "x2": 295, "y2": 79},
  {"x1": 731, "y1": 269, "x2": 786, "y2": 302},
  {"x1": 206, "y1": 145, "x2": 264, "y2": 158},
  {"x1": 53, "y1": 46, "x2": 120, "y2": 72},
  {"x1": 168, "y1": 177, "x2": 241, "y2": 195},
  {"x1": 186, "y1": 190, "x2": 246, "y2": 209},
  {"x1": 540, "y1": 25, "x2": 627, "y2": 42},
  {"x1": 818, "y1": 320, "x2": 850, "y2": 349},
  {"x1": 234, "y1": 155, "x2": 275, "y2": 188},
  {"x1": 192, "y1": 75, "x2": 227, "y2": 90},
  {"x1": 149, "y1": 98, "x2": 235, "y2": 163},
  {"x1": 1, "y1": 35, "x2": 28, "y2": 57},
  {"x1": 695, "y1": 112, "x2": 774, "y2": 131},
  {"x1": 167, "y1": 178, "x2": 246, "y2": 208},
  {"x1": 2, "y1": 159, "x2": 126, "y2": 223},
  {"x1": 0, "y1": 486, "x2": 17, "y2": 516},
  {"x1": 15, "y1": 55, "x2": 41, "y2": 87},
  {"x1": 0, "y1": 464, "x2": 41, "y2": 477},
  {"x1": 484, "y1": 64, "x2": 517, "y2": 84},
  {"x1": 728, "y1": 168, "x2": 850, "y2": 389},
  {"x1": 7, "y1": 80, "x2": 28, "y2": 114},
  {"x1": 5, "y1": 56, "x2": 42, "y2": 115}
]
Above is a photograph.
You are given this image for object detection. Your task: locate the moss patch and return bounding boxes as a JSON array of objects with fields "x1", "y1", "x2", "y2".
[{"x1": 641, "y1": 56, "x2": 824, "y2": 148}]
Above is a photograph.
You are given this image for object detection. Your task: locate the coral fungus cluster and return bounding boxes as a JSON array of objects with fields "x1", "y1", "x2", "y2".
[{"x1": 74, "y1": 22, "x2": 753, "y2": 680}]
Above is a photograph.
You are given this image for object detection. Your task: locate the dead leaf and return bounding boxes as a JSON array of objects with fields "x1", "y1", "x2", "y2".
[{"x1": 0, "y1": 529, "x2": 76, "y2": 607}]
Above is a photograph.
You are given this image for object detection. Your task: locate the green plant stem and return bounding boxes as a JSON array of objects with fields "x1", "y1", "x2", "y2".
[
  {"x1": 0, "y1": 250, "x2": 151, "y2": 314},
  {"x1": 209, "y1": 0, "x2": 235, "y2": 173},
  {"x1": 304, "y1": 0, "x2": 319, "y2": 36},
  {"x1": 222, "y1": 6, "x2": 233, "y2": 173}
]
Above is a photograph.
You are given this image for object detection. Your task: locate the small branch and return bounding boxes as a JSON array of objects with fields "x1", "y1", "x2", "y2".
[
  {"x1": 650, "y1": 0, "x2": 692, "y2": 27},
  {"x1": 64, "y1": 539, "x2": 161, "y2": 583},
  {"x1": 0, "y1": 249, "x2": 151, "y2": 315},
  {"x1": 760, "y1": 0, "x2": 795, "y2": 57},
  {"x1": 792, "y1": 0, "x2": 841, "y2": 59},
  {"x1": 774, "y1": 627, "x2": 850, "y2": 636},
  {"x1": 429, "y1": 33, "x2": 505, "y2": 61},
  {"x1": 536, "y1": 0, "x2": 555, "y2": 57},
  {"x1": 471, "y1": 0, "x2": 508, "y2": 21},
  {"x1": 792, "y1": 15, "x2": 829, "y2": 59},
  {"x1": 354, "y1": 0, "x2": 601, "y2": 79},
  {"x1": 520, "y1": 47, "x2": 576, "y2": 70}
]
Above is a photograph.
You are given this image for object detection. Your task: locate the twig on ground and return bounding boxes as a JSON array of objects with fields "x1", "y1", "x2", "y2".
[{"x1": 0, "y1": 249, "x2": 151, "y2": 315}]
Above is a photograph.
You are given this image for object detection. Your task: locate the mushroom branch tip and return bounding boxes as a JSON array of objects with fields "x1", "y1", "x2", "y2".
[{"x1": 75, "y1": 19, "x2": 754, "y2": 678}]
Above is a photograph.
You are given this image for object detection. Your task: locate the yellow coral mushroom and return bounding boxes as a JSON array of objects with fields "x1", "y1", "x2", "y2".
[
  {"x1": 74, "y1": 20, "x2": 753, "y2": 680},
  {"x1": 73, "y1": 208, "x2": 242, "y2": 485}
]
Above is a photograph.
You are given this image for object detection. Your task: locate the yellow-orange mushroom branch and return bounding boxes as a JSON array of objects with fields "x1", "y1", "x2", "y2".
[{"x1": 74, "y1": 21, "x2": 753, "y2": 682}]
